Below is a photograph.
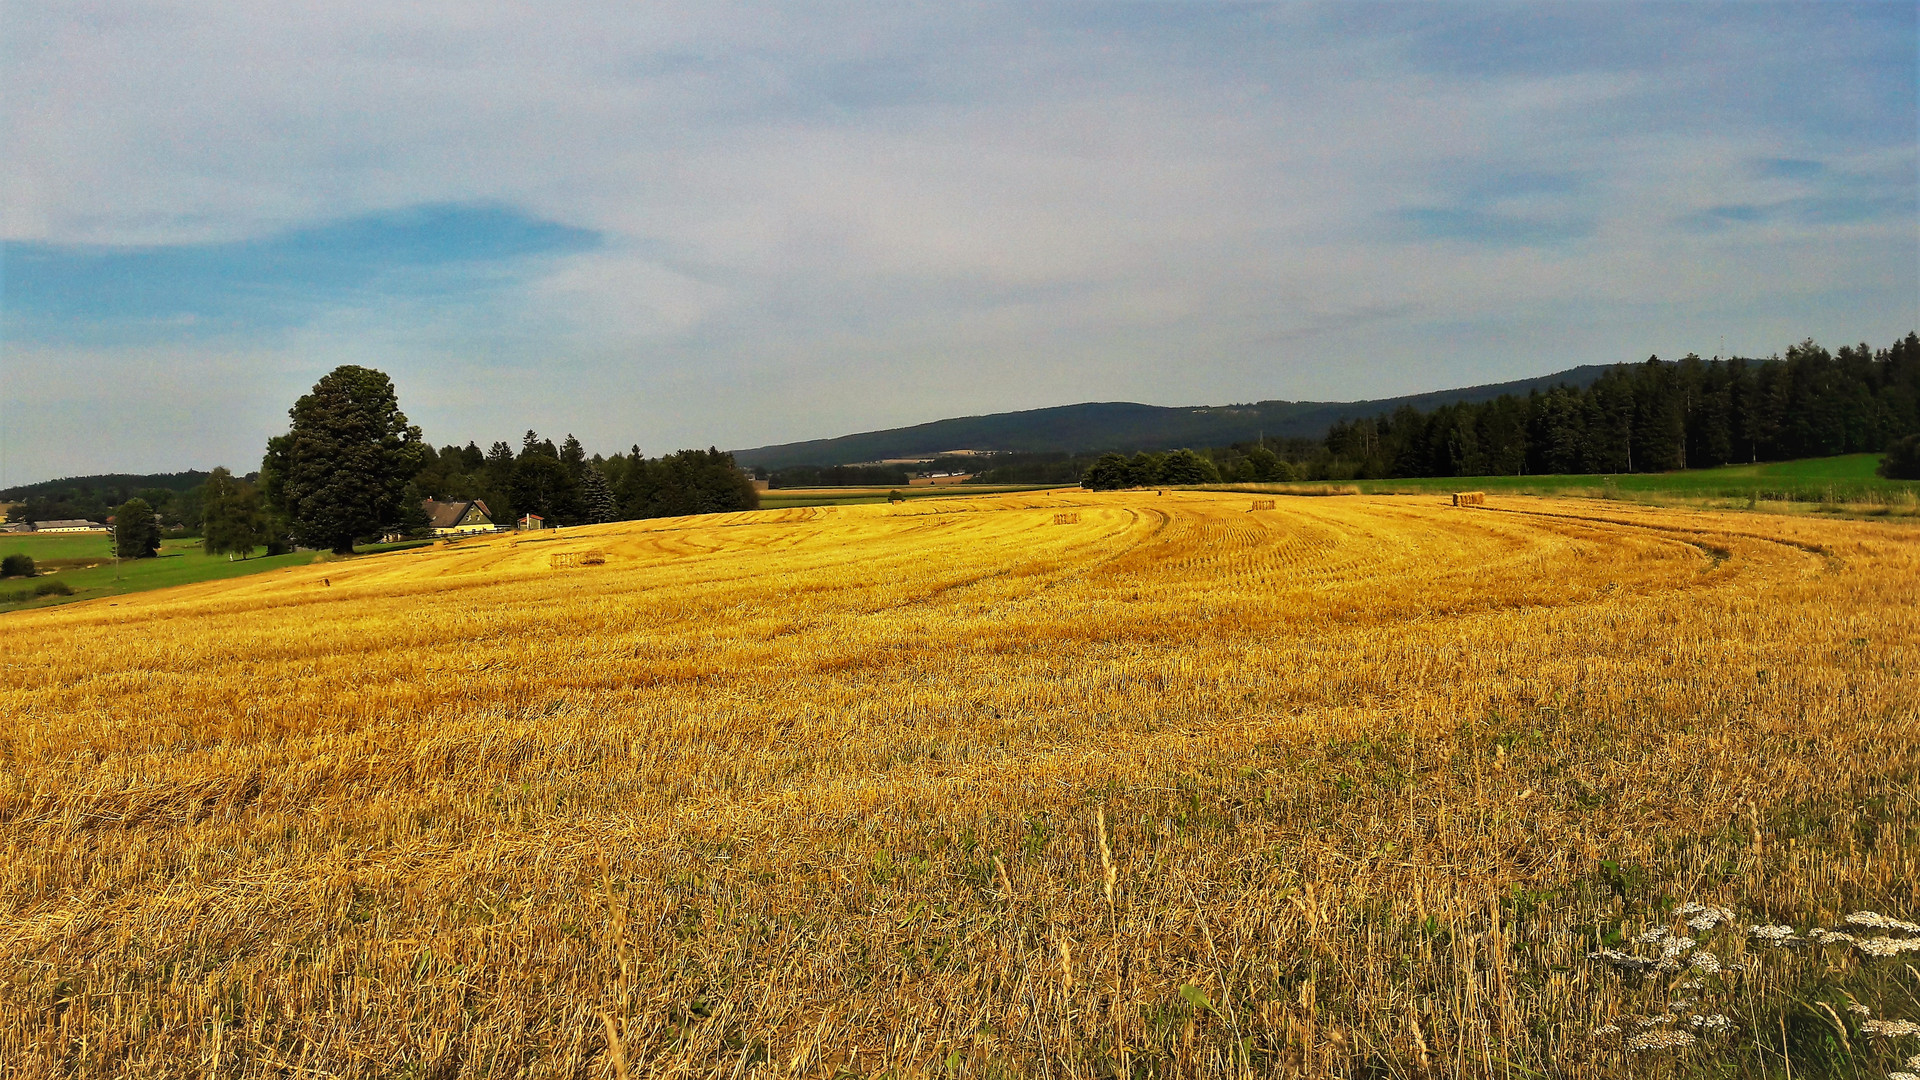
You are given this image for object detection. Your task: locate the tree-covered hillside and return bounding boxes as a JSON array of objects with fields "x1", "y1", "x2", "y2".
[{"x1": 732, "y1": 366, "x2": 1615, "y2": 469}]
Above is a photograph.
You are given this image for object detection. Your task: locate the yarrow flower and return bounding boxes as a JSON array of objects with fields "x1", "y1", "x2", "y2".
[
  {"x1": 1861, "y1": 1019, "x2": 1920, "y2": 1038},
  {"x1": 1806, "y1": 927, "x2": 1920, "y2": 957},
  {"x1": 1678, "y1": 902, "x2": 1737, "y2": 931},
  {"x1": 1856, "y1": 937, "x2": 1920, "y2": 958},
  {"x1": 1845, "y1": 911, "x2": 1920, "y2": 934},
  {"x1": 1626, "y1": 1029, "x2": 1696, "y2": 1051},
  {"x1": 1750, "y1": 924, "x2": 1799, "y2": 946},
  {"x1": 1589, "y1": 948, "x2": 1659, "y2": 972},
  {"x1": 1689, "y1": 1014, "x2": 1732, "y2": 1034}
]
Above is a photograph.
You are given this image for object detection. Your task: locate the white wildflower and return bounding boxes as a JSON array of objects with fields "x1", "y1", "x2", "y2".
[
  {"x1": 1638, "y1": 1014, "x2": 1677, "y2": 1028},
  {"x1": 1856, "y1": 937, "x2": 1920, "y2": 958},
  {"x1": 1809, "y1": 928, "x2": 1857, "y2": 946},
  {"x1": 1846, "y1": 911, "x2": 1920, "y2": 934},
  {"x1": 1656, "y1": 935, "x2": 1698, "y2": 971},
  {"x1": 1677, "y1": 979, "x2": 1704, "y2": 991},
  {"x1": 1593, "y1": 1023, "x2": 1621, "y2": 1037},
  {"x1": 1638, "y1": 926, "x2": 1676, "y2": 944},
  {"x1": 1679, "y1": 902, "x2": 1738, "y2": 931},
  {"x1": 1861, "y1": 1019, "x2": 1920, "y2": 1038},
  {"x1": 1689, "y1": 950, "x2": 1721, "y2": 974},
  {"x1": 1848, "y1": 1002, "x2": 1872, "y2": 1016},
  {"x1": 1887, "y1": 1072, "x2": 1918, "y2": 1080},
  {"x1": 1751, "y1": 924, "x2": 1800, "y2": 945},
  {"x1": 1689, "y1": 1013, "x2": 1732, "y2": 1034},
  {"x1": 1908, "y1": 1053, "x2": 1920, "y2": 1069},
  {"x1": 1589, "y1": 948, "x2": 1659, "y2": 972},
  {"x1": 1626, "y1": 1028, "x2": 1696, "y2": 1051}
]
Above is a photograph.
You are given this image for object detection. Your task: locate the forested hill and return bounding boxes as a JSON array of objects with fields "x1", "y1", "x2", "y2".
[
  {"x1": 0, "y1": 472, "x2": 212, "y2": 501},
  {"x1": 0, "y1": 472, "x2": 214, "y2": 528},
  {"x1": 732, "y1": 365, "x2": 1614, "y2": 469}
]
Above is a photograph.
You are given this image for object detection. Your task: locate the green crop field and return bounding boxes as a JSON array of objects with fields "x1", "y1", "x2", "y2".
[
  {"x1": 1220, "y1": 454, "x2": 1918, "y2": 512},
  {"x1": 0, "y1": 533, "x2": 314, "y2": 613}
]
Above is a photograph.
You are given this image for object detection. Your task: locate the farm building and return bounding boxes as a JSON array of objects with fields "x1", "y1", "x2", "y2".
[
  {"x1": 29, "y1": 519, "x2": 108, "y2": 533},
  {"x1": 422, "y1": 499, "x2": 496, "y2": 536},
  {"x1": 518, "y1": 513, "x2": 546, "y2": 531}
]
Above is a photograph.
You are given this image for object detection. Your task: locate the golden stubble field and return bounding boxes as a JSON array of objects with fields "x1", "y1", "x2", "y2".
[{"x1": 1, "y1": 490, "x2": 1916, "y2": 1078}]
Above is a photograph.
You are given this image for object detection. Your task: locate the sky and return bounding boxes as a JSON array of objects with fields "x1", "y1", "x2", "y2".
[{"x1": 3, "y1": 2, "x2": 1915, "y2": 485}]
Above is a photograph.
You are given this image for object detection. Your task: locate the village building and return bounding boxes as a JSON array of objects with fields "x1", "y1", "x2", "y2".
[
  {"x1": 421, "y1": 499, "x2": 496, "y2": 536},
  {"x1": 518, "y1": 513, "x2": 546, "y2": 531},
  {"x1": 28, "y1": 519, "x2": 108, "y2": 533}
]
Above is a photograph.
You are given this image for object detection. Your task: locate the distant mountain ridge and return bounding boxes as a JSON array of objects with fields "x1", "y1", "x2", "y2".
[{"x1": 733, "y1": 365, "x2": 1616, "y2": 469}]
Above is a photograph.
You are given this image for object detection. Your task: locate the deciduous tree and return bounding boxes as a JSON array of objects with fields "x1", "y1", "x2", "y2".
[
  {"x1": 113, "y1": 498, "x2": 161, "y2": 559},
  {"x1": 201, "y1": 467, "x2": 266, "y2": 558},
  {"x1": 263, "y1": 366, "x2": 424, "y2": 554}
]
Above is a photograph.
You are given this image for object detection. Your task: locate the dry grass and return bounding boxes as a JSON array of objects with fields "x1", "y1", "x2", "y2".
[{"x1": 1, "y1": 491, "x2": 1916, "y2": 1078}]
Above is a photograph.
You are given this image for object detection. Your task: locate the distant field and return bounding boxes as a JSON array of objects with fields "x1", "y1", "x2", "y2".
[
  {"x1": 3, "y1": 492, "x2": 1915, "y2": 1076},
  {"x1": 0, "y1": 532, "x2": 311, "y2": 612},
  {"x1": 1223, "y1": 453, "x2": 1918, "y2": 511},
  {"x1": 760, "y1": 483, "x2": 1058, "y2": 507}
]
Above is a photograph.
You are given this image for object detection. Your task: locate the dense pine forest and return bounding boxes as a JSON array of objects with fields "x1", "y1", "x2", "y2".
[
  {"x1": 1320, "y1": 335, "x2": 1919, "y2": 479},
  {"x1": 1083, "y1": 333, "x2": 1920, "y2": 488},
  {"x1": 405, "y1": 434, "x2": 758, "y2": 530}
]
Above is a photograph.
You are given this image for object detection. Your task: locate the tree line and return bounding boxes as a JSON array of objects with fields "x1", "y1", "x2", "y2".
[
  {"x1": 406, "y1": 436, "x2": 758, "y2": 536},
  {"x1": 1321, "y1": 335, "x2": 1919, "y2": 480},
  {"x1": 1084, "y1": 333, "x2": 1920, "y2": 488},
  {"x1": 103, "y1": 365, "x2": 759, "y2": 559}
]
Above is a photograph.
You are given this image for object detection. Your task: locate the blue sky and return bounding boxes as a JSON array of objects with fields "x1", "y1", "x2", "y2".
[{"x1": 2, "y1": 2, "x2": 1914, "y2": 483}]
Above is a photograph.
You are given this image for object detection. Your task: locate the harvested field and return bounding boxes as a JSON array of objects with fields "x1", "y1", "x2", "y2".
[{"x1": 1, "y1": 491, "x2": 1916, "y2": 1077}]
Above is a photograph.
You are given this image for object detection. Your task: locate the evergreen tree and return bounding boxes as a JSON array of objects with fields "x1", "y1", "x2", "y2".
[
  {"x1": 510, "y1": 431, "x2": 585, "y2": 525},
  {"x1": 582, "y1": 465, "x2": 618, "y2": 524},
  {"x1": 113, "y1": 498, "x2": 161, "y2": 559},
  {"x1": 481, "y1": 441, "x2": 517, "y2": 521},
  {"x1": 397, "y1": 482, "x2": 434, "y2": 537},
  {"x1": 560, "y1": 434, "x2": 587, "y2": 477},
  {"x1": 263, "y1": 366, "x2": 424, "y2": 554}
]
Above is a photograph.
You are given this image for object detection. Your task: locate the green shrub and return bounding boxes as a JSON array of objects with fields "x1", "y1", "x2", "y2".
[
  {"x1": 0, "y1": 553, "x2": 34, "y2": 578},
  {"x1": 1878, "y1": 434, "x2": 1920, "y2": 480},
  {"x1": 34, "y1": 579, "x2": 73, "y2": 597}
]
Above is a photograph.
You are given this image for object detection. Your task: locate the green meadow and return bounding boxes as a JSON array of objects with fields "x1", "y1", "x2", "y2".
[
  {"x1": 1225, "y1": 453, "x2": 1918, "y2": 510},
  {"x1": 0, "y1": 533, "x2": 313, "y2": 613}
]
